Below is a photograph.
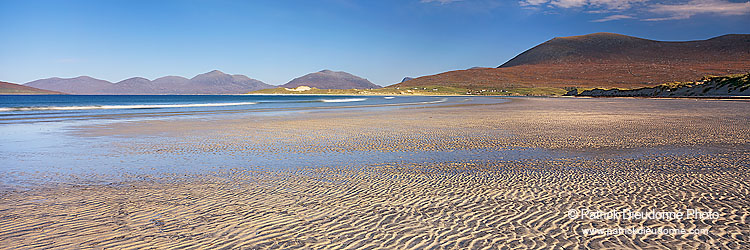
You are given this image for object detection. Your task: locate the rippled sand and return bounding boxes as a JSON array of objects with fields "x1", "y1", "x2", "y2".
[{"x1": 1, "y1": 97, "x2": 749, "y2": 249}]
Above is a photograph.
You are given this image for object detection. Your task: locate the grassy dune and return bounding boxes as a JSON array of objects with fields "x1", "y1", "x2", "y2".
[{"x1": 574, "y1": 73, "x2": 750, "y2": 97}]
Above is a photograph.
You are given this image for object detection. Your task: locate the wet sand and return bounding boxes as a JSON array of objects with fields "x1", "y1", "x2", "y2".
[{"x1": 1, "y1": 97, "x2": 749, "y2": 249}]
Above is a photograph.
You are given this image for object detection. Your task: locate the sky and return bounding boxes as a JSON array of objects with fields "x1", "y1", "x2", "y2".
[{"x1": 1, "y1": 0, "x2": 748, "y2": 86}]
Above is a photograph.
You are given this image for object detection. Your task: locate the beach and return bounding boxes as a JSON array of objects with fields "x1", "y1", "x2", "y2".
[{"x1": 1, "y1": 97, "x2": 749, "y2": 249}]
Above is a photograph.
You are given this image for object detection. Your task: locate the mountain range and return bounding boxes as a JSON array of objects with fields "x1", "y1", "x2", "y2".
[
  {"x1": 20, "y1": 70, "x2": 379, "y2": 94},
  {"x1": 280, "y1": 70, "x2": 380, "y2": 89},
  {"x1": 394, "y1": 33, "x2": 750, "y2": 89},
  {"x1": 24, "y1": 70, "x2": 273, "y2": 95},
  {"x1": 10, "y1": 32, "x2": 750, "y2": 95}
]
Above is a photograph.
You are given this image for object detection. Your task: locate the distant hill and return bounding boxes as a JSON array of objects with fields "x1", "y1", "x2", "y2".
[
  {"x1": 0, "y1": 81, "x2": 64, "y2": 95},
  {"x1": 281, "y1": 70, "x2": 380, "y2": 89},
  {"x1": 25, "y1": 76, "x2": 112, "y2": 94},
  {"x1": 392, "y1": 33, "x2": 750, "y2": 89},
  {"x1": 24, "y1": 70, "x2": 272, "y2": 94}
]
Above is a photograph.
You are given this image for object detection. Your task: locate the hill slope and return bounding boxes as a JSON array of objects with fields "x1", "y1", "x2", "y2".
[
  {"x1": 281, "y1": 70, "x2": 380, "y2": 89},
  {"x1": 392, "y1": 33, "x2": 750, "y2": 90},
  {"x1": 24, "y1": 70, "x2": 272, "y2": 94},
  {"x1": 0, "y1": 81, "x2": 64, "y2": 95},
  {"x1": 499, "y1": 33, "x2": 749, "y2": 67}
]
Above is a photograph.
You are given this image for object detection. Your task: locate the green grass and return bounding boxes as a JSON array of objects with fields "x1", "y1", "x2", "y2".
[
  {"x1": 706, "y1": 73, "x2": 750, "y2": 88},
  {"x1": 249, "y1": 87, "x2": 366, "y2": 95},
  {"x1": 501, "y1": 87, "x2": 568, "y2": 96},
  {"x1": 656, "y1": 73, "x2": 749, "y2": 90},
  {"x1": 247, "y1": 86, "x2": 568, "y2": 96}
]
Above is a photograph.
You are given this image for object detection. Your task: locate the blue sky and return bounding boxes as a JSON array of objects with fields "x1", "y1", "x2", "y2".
[{"x1": 1, "y1": 0, "x2": 748, "y2": 86}]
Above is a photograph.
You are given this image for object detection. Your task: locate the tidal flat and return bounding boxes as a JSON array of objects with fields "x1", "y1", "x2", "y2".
[{"x1": 1, "y1": 97, "x2": 749, "y2": 249}]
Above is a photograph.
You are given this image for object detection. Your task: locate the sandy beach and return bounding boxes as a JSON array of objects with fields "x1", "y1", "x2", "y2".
[{"x1": 1, "y1": 97, "x2": 749, "y2": 249}]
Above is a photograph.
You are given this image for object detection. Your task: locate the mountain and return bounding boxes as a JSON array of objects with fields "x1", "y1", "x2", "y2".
[
  {"x1": 24, "y1": 70, "x2": 273, "y2": 94},
  {"x1": 189, "y1": 70, "x2": 270, "y2": 94},
  {"x1": 392, "y1": 33, "x2": 750, "y2": 89},
  {"x1": 109, "y1": 77, "x2": 158, "y2": 94},
  {"x1": 25, "y1": 76, "x2": 113, "y2": 95},
  {"x1": 152, "y1": 76, "x2": 191, "y2": 93},
  {"x1": 0, "y1": 81, "x2": 64, "y2": 95},
  {"x1": 500, "y1": 33, "x2": 750, "y2": 67},
  {"x1": 281, "y1": 70, "x2": 380, "y2": 89}
]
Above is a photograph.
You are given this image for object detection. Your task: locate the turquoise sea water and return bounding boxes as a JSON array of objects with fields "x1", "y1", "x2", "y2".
[{"x1": 0, "y1": 95, "x2": 446, "y2": 124}]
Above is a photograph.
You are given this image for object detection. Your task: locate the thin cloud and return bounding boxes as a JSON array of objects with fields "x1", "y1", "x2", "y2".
[
  {"x1": 592, "y1": 14, "x2": 635, "y2": 22},
  {"x1": 520, "y1": 0, "x2": 549, "y2": 6},
  {"x1": 520, "y1": 0, "x2": 647, "y2": 10},
  {"x1": 645, "y1": 0, "x2": 750, "y2": 21},
  {"x1": 520, "y1": 0, "x2": 750, "y2": 21},
  {"x1": 421, "y1": 0, "x2": 464, "y2": 4}
]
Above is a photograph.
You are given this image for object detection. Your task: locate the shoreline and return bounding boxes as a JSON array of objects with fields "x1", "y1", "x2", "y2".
[
  {"x1": 6, "y1": 92, "x2": 749, "y2": 100},
  {"x1": 1, "y1": 97, "x2": 749, "y2": 249}
]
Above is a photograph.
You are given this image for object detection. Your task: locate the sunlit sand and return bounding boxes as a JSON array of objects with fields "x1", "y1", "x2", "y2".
[{"x1": 1, "y1": 97, "x2": 748, "y2": 249}]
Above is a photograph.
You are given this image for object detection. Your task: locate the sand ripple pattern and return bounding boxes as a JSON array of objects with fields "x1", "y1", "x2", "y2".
[
  {"x1": 2, "y1": 155, "x2": 749, "y2": 249},
  {"x1": 2, "y1": 97, "x2": 749, "y2": 249}
]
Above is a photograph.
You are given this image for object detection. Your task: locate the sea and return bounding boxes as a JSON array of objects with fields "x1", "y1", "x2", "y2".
[{"x1": 0, "y1": 95, "x2": 448, "y2": 124}]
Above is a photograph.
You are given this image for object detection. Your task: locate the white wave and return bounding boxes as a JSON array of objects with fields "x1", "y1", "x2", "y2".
[
  {"x1": 419, "y1": 98, "x2": 447, "y2": 104},
  {"x1": 0, "y1": 102, "x2": 258, "y2": 112},
  {"x1": 320, "y1": 98, "x2": 367, "y2": 103},
  {"x1": 384, "y1": 96, "x2": 395, "y2": 99}
]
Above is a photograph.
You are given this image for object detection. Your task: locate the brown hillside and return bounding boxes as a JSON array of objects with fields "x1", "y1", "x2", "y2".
[
  {"x1": 0, "y1": 81, "x2": 64, "y2": 95},
  {"x1": 394, "y1": 33, "x2": 750, "y2": 89}
]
